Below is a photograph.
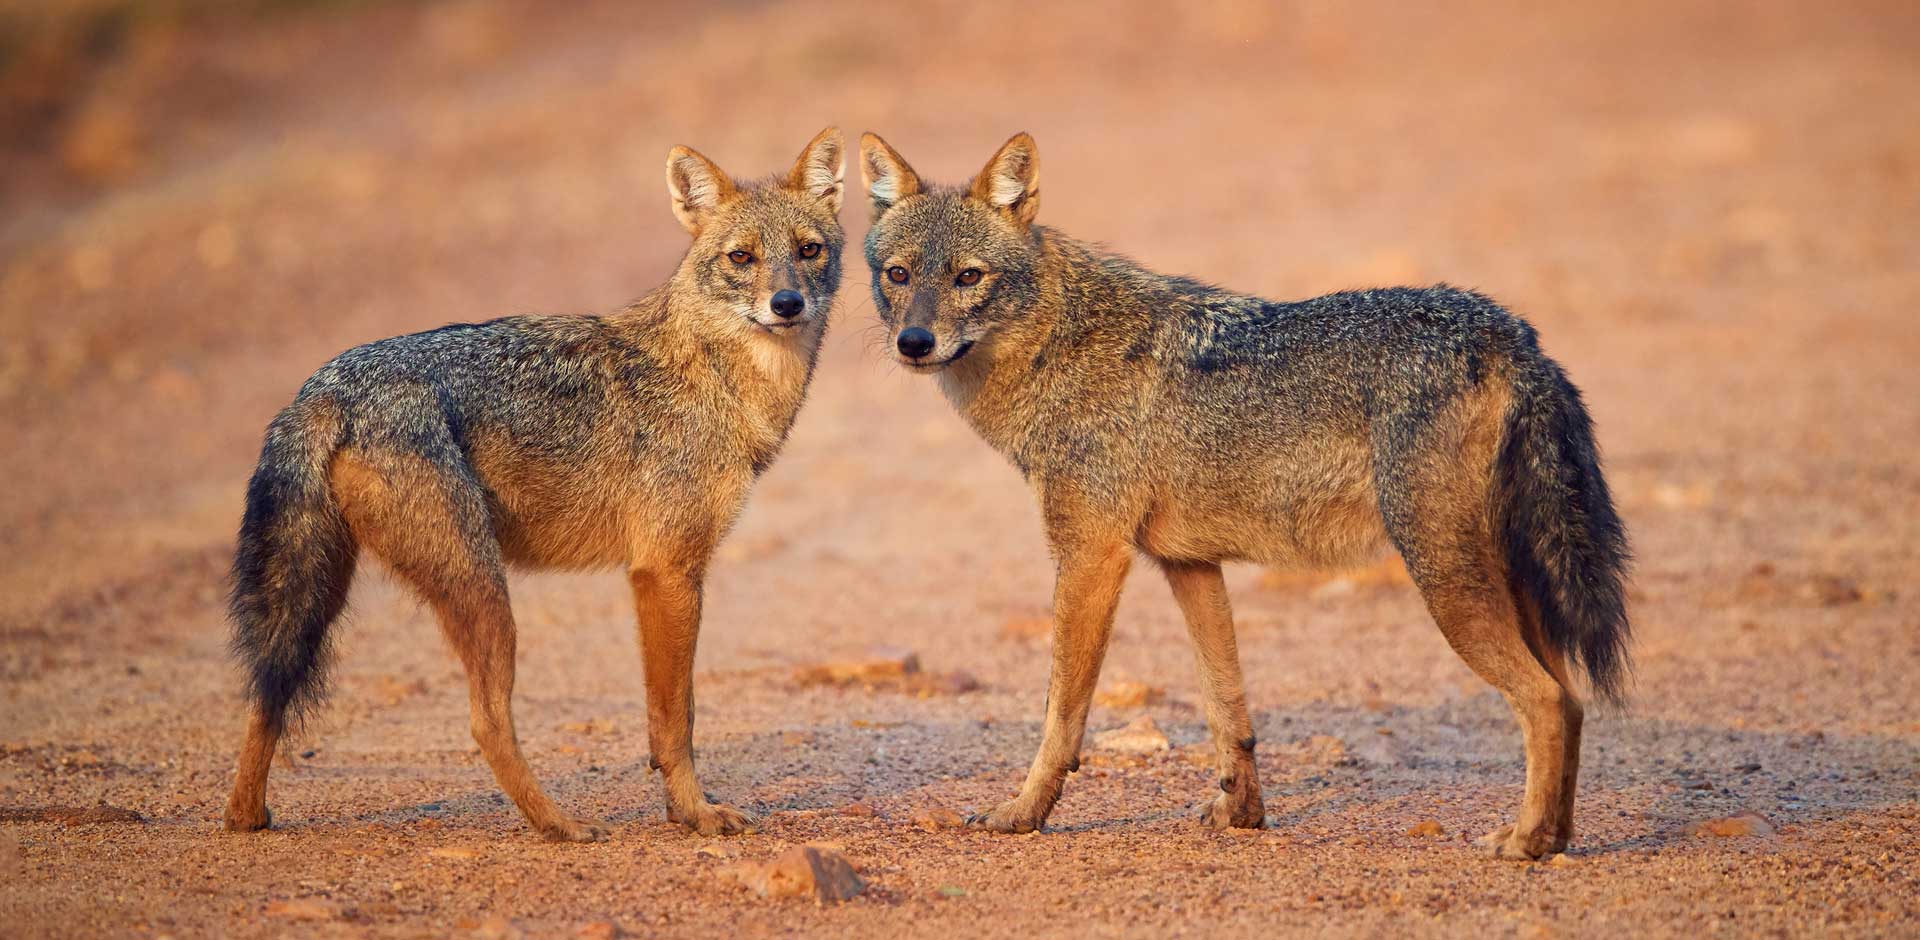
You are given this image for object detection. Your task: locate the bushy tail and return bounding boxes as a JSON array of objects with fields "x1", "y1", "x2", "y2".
[
  {"x1": 1499, "y1": 363, "x2": 1633, "y2": 704},
  {"x1": 228, "y1": 399, "x2": 356, "y2": 733}
]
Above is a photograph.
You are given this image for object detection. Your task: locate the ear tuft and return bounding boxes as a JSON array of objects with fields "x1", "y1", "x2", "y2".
[
  {"x1": 859, "y1": 132, "x2": 924, "y2": 221},
  {"x1": 969, "y1": 132, "x2": 1040, "y2": 228},
  {"x1": 786, "y1": 126, "x2": 845, "y2": 213},
  {"x1": 665, "y1": 145, "x2": 735, "y2": 234}
]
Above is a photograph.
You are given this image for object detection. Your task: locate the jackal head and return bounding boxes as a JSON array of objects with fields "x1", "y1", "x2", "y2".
[
  {"x1": 666, "y1": 126, "x2": 845, "y2": 334},
  {"x1": 859, "y1": 131, "x2": 1043, "y2": 371}
]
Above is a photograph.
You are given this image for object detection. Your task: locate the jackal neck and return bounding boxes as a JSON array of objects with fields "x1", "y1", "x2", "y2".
[
  {"x1": 936, "y1": 231, "x2": 1164, "y2": 475},
  {"x1": 612, "y1": 287, "x2": 825, "y2": 469}
]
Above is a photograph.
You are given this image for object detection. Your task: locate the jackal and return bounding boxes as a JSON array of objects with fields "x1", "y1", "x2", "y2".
[
  {"x1": 858, "y1": 131, "x2": 1630, "y2": 860},
  {"x1": 222, "y1": 127, "x2": 846, "y2": 841}
]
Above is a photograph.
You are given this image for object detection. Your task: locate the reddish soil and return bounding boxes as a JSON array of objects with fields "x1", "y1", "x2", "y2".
[{"x1": 2, "y1": 2, "x2": 1917, "y2": 937}]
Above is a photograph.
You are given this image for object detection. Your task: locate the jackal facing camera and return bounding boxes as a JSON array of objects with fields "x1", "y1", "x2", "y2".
[
  {"x1": 859, "y1": 131, "x2": 1630, "y2": 860},
  {"x1": 223, "y1": 127, "x2": 846, "y2": 841}
]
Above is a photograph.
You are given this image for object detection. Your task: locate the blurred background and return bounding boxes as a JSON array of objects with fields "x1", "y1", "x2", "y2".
[{"x1": 1, "y1": 2, "x2": 1916, "y2": 936}]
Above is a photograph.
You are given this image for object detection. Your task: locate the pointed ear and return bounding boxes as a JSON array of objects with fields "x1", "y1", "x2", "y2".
[
  {"x1": 859, "y1": 132, "x2": 923, "y2": 221},
  {"x1": 665, "y1": 145, "x2": 736, "y2": 234},
  {"x1": 969, "y1": 132, "x2": 1040, "y2": 228},
  {"x1": 785, "y1": 126, "x2": 844, "y2": 213}
]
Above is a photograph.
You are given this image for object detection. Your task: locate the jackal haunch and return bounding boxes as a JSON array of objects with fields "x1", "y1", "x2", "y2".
[
  {"x1": 223, "y1": 127, "x2": 846, "y2": 841},
  {"x1": 860, "y1": 131, "x2": 1630, "y2": 860}
]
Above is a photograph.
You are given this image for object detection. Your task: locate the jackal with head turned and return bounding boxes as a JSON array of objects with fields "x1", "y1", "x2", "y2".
[
  {"x1": 223, "y1": 127, "x2": 846, "y2": 841},
  {"x1": 859, "y1": 131, "x2": 1630, "y2": 860}
]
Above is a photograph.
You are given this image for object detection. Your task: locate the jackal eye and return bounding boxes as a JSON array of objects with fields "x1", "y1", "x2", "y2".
[
  {"x1": 797, "y1": 242, "x2": 822, "y2": 260},
  {"x1": 886, "y1": 266, "x2": 910, "y2": 285},
  {"x1": 727, "y1": 250, "x2": 754, "y2": 265},
  {"x1": 955, "y1": 268, "x2": 982, "y2": 287}
]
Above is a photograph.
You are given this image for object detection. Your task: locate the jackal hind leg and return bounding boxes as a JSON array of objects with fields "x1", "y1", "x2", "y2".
[
  {"x1": 1405, "y1": 547, "x2": 1578, "y2": 861},
  {"x1": 1514, "y1": 592, "x2": 1582, "y2": 852},
  {"x1": 224, "y1": 708, "x2": 282, "y2": 832},
  {"x1": 1162, "y1": 560, "x2": 1264, "y2": 830},
  {"x1": 336, "y1": 449, "x2": 607, "y2": 842}
]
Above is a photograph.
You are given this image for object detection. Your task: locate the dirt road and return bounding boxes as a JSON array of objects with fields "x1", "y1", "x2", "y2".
[{"x1": 2, "y1": 1, "x2": 1917, "y2": 936}]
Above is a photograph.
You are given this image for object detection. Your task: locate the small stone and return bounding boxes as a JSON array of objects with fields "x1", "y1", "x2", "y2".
[
  {"x1": 1686, "y1": 811, "x2": 1777, "y2": 839},
  {"x1": 1805, "y1": 575, "x2": 1863, "y2": 607},
  {"x1": 794, "y1": 647, "x2": 922, "y2": 686},
  {"x1": 376, "y1": 675, "x2": 429, "y2": 706},
  {"x1": 1093, "y1": 716, "x2": 1171, "y2": 753},
  {"x1": 904, "y1": 671, "x2": 981, "y2": 697},
  {"x1": 839, "y1": 803, "x2": 878, "y2": 818},
  {"x1": 1095, "y1": 680, "x2": 1165, "y2": 709},
  {"x1": 561, "y1": 718, "x2": 616, "y2": 735},
  {"x1": 430, "y1": 846, "x2": 483, "y2": 859},
  {"x1": 1549, "y1": 853, "x2": 1576, "y2": 867},
  {"x1": 912, "y1": 807, "x2": 967, "y2": 831},
  {"x1": 723, "y1": 846, "x2": 865, "y2": 904},
  {"x1": 1406, "y1": 820, "x2": 1446, "y2": 838},
  {"x1": 696, "y1": 843, "x2": 736, "y2": 859},
  {"x1": 575, "y1": 919, "x2": 623, "y2": 940},
  {"x1": 264, "y1": 899, "x2": 339, "y2": 921}
]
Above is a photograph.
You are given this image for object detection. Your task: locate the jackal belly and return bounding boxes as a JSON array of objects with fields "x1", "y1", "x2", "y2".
[
  {"x1": 472, "y1": 442, "x2": 746, "y2": 570},
  {"x1": 1136, "y1": 446, "x2": 1387, "y2": 568},
  {"x1": 485, "y1": 472, "x2": 633, "y2": 568}
]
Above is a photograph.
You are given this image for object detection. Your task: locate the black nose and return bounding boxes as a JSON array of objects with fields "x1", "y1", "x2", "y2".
[
  {"x1": 770, "y1": 290, "x2": 805, "y2": 319},
  {"x1": 897, "y1": 327, "x2": 936, "y2": 358}
]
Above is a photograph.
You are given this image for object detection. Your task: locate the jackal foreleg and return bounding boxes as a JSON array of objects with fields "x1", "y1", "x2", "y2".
[
  {"x1": 631, "y1": 563, "x2": 755, "y2": 836},
  {"x1": 969, "y1": 537, "x2": 1132, "y2": 833}
]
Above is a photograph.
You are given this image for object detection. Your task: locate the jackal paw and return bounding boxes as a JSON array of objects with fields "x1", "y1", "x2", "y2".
[
  {"x1": 1475, "y1": 823, "x2": 1559, "y2": 861},
  {"x1": 670, "y1": 801, "x2": 757, "y2": 837},
  {"x1": 538, "y1": 816, "x2": 612, "y2": 843},
  {"x1": 966, "y1": 797, "x2": 1051, "y2": 834},
  {"x1": 223, "y1": 802, "x2": 271, "y2": 832},
  {"x1": 1197, "y1": 787, "x2": 1266, "y2": 831}
]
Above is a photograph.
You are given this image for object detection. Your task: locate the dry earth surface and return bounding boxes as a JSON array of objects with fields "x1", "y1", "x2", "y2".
[{"x1": 2, "y1": 1, "x2": 1918, "y2": 937}]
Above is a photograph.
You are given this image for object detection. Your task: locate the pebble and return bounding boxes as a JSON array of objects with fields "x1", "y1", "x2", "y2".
[
  {"x1": 1095, "y1": 680, "x2": 1165, "y2": 709},
  {"x1": 722, "y1": 846, "x2": 866, "y2": 904},
  {"x1": 1686, "y1": 811, "x2": 1778, "y2": 838},
  {"x1": 1093, "y1": 716, "x2": 1171, "y2": 753},
  {"x1": 913, "y1": 807, "x2": 967, "y2": 831}
]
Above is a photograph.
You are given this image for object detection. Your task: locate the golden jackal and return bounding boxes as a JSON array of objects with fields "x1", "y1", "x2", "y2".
[
  {"x1": 223, "y1": 128, "x2": 847, "y2": 841},
  {"x1": 859, "y1": 131, "x2": 1630, "y2": 860}
]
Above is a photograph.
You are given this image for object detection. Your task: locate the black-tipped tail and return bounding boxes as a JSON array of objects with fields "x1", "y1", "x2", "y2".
[
  {"x1": 228, "y1": 399, "x2": 356, "y2": 733},
  {"x1": 1499, "y1": 364, "x2": 1633, "y2": 704}
]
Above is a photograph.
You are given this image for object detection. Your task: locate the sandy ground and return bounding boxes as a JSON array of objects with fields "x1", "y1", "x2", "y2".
[{"x1": 2, "y1": 1, "x2": 1918, "y2": 937}]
